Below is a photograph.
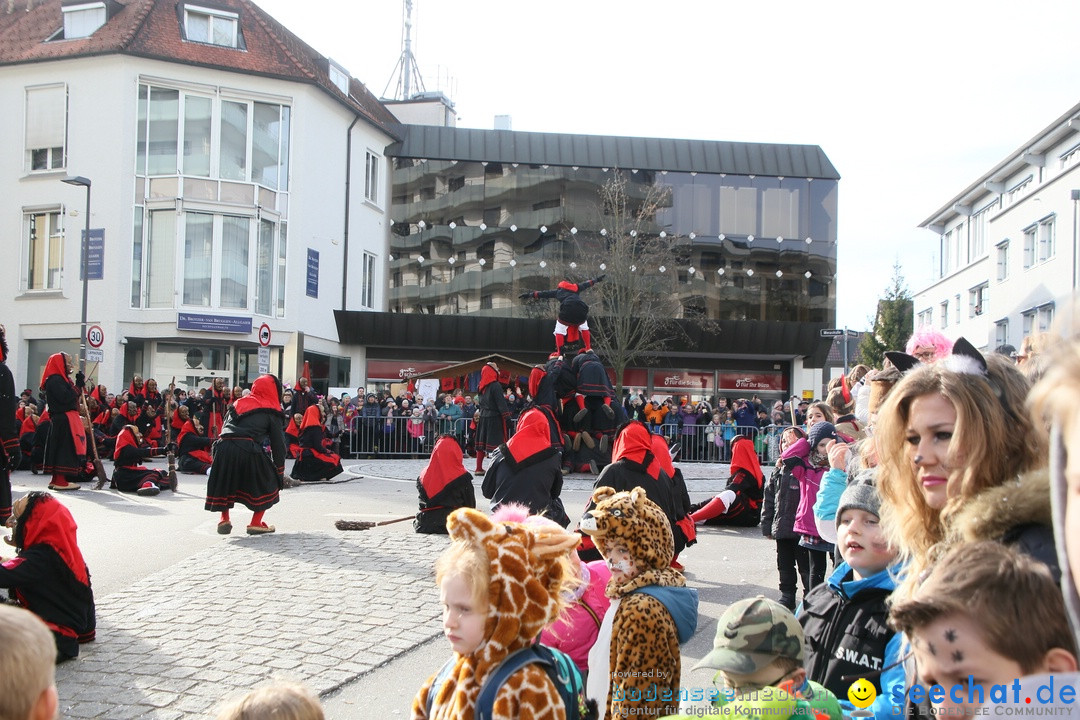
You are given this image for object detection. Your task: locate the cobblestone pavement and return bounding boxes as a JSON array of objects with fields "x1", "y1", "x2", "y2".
[
  {"x1": 56, "y1": 529, "x2": 448, "y2": 719},
  {"x1": 51, "y1": 457, "x2": 734, "y2": 718}
]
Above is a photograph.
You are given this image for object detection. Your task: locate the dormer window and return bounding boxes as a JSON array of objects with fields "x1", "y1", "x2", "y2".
[
  {"x1": 59, "y1": 0, "x2": 113, "y2": 39},
  {"x1": 184, "y1": 4, "x2": 240, "y2": 48},
  {"x1": 328, "y1": 60, "x2": 350, "y2": 96}
]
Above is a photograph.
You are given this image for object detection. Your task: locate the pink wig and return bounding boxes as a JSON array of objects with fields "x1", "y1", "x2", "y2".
[
  {"x1": 905, "y1": 325, "x2": 953, "y2": 360},
  {"x1": 489, "y1": 502, "x2": 561, "y2": 529}
]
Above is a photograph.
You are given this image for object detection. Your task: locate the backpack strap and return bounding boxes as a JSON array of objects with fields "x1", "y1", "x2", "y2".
[
  {"x1": 475, "y1": 646, "x2": 548, "y2": 720},
  {"x1": 576, "y1": 598, "x2": 602, "y2": 629},
  {"x1": 424, "y1": 656, "x2": 457, "y2": 718}
]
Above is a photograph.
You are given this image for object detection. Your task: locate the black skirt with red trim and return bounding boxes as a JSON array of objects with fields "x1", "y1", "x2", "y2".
[{"x1": 204, "y1": 436, "x2": 280, "y2": 512}]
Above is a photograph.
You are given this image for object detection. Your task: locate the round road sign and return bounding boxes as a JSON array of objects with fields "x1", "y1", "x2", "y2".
[
  {"x1": 258, "y1": 323, "x2": 272, "y2": 347},
  {"x1": 87, "y1": 325, "x2": 104, "y2": 348}
]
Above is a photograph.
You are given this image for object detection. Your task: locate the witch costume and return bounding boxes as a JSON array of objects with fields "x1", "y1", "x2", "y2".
[
  {"x1": 290, "y1": 405, "x2": 343, "y2": 483},
  {"x1": 482, "y1": 408, "x2": 569, "y2": 526},
  {"x1": 204, "y1": 374, "x2": 286, "y2": 535},
  {"x1": 0, "y1": 491, "x2": 96, "y2": 660},
  {"x1": 414, "y1": 436, "x2": 476, "y2": 534}
]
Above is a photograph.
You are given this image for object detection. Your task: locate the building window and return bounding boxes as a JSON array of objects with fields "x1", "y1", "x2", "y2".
[
  {"x1": 1022, "y1": 309, "x2": 1034, "y2": 336},
  {"x1": 365, "y1": 151, "x2": 380, "y2": 204},
  {"x1": 1038, "y1": 303, "x2": 1054, "y2": 332},
  {"x1": 995, "y1": 320, "x2": 1009, "y2": 348},
  {"x1": 183, "y1": 4, "x2": 239, "y2": 48},
  {"x1": 954, "y1": 294, "x2": 960, "y2": 325},
  {"x1": 1023, "y1": 216, "x2": 1055, "y2": 268},
  {"x1": 969, "y1": 283, "x2": 987, "y2": 318},
  {"x1": 131, "y1": 207, "x2": 144, "y2": 307},
  {"x1": 996, "y1": 240, "x2": 1009, "y2": 282},
  {"x1": 361, "y1": 252, "x2": 376, "y2": 309},
  {"x1": 480, "y1": 294, "x2": 493, "y2": 310},
  {"x1": 136, "y1": 82, "x2": 290, "y2": 190},
  {"x1": 133, "y1": 210, "x2": 284, "y2": 314},
  {"x1": 25, "y1": 84, "x2": 67, "y2": 172},
  {"x1": 23, "y1": 209, "x2": 63, "y2": 291},
  {"x1": 969, "y1": 200, "x2": 995, "y2": 262},
  {"x1": 939, "y1": 231, "x2": 952, "y2": 277},
  {"x1": 1007, "y1": 176, "x2": 1032, "y2": 206},
  {"x1": 328, "y1": 61, "x2": 350, "y2": 96},
  {"x1": 940, "y1": 300, "x2": 949, "y2": 328},
  {"x1": 917, "y1": 308, "x2": 933, "y2": 327},
  {"x1": 61, "y1": 2, "x2": 107, "y2": 39}
]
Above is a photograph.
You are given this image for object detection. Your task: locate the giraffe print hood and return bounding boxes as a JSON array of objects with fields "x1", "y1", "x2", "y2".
[{"x1": 446, "y1": 506, "x2": 581, "y2": 671}]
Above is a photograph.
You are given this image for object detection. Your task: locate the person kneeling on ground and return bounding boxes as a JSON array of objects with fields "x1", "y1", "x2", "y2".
[
  {"x1": 414, "y1": 435, "x2": 476, "y2": 534},
  {"x1": 690, "y1": 435, "x2": 764, "y2": 526},
  {"x1": 112, "y1": 425, "x2": 176, "y2": 496},
  {"x1": 0, "y1": 491, "x2": 96, "y2": 661}
]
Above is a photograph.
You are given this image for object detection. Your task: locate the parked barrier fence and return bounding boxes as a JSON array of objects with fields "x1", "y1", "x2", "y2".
[{"x1": 346, "y1": 414, "x2": 787, "y2": 465}]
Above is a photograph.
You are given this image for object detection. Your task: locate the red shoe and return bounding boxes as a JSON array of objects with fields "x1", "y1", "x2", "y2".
[{"x1": 670, "y1": 558, "x2": 684, "y2": 571}]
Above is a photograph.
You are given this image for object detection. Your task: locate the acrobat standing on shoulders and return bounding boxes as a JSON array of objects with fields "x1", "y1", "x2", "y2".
[{"x1": 519, "y1": 274, "x2": 604, "y2": 353}]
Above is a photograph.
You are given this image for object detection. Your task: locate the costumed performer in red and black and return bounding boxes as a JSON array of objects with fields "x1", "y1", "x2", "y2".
[
  {"x1": 473, "y1": 361, "x2": 509, "y2": 475},
  {"x1": 689, "y1": 434, "x2": 764, "y2": 527},
  {"x1": 482, "y1": 407, "x2": 570, "y2": 526},
  {"x1": 518, "y1": 274, "x2": 604, "y2": 353},
  {"x1": 0, "y1": 326, "x2": 18, "y2": 523},
  {"x1": 111, "y1": 425, "x2": 175, "y2": 496},
  {"x1": 578, "y1": 421, "x2": 695, "y2": 565},
  {"x1": 204, "y1": 374, "x2": 286, "y2": 536},
  {"x1": 176, "y1": 415, "x2": 213, "y2": 475},
  {"x1": 39, "y1": 353, "x2": 85, "y2": 492},
  {"x1": 414, "y1": 435, "x2": 476, "y2": 534},
  {"x1": 0, "y1": 491, "x2": 96, "y2": 661},
  {"x1": 289, "y1": 404, "x2": 343, "y2": 483}
]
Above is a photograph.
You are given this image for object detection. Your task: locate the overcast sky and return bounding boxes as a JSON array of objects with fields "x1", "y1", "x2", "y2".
[{"x1": 253, "y1": 0, "x2": 1080, "y2": 330}]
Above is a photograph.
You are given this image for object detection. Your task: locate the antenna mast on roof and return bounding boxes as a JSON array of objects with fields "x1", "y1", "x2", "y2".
[{"x1": 381, "y1": 0, "x2": 426, "y2": 101}]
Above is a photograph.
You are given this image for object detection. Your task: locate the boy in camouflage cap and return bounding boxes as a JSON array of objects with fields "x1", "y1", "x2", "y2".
[{"x1": 665, "y1": 596, "x2": 842, "y2": 720}]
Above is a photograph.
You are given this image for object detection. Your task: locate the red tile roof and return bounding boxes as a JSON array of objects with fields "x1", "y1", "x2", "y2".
[{"x1": 0, "y1": 0, "x2": 400, "y2": 138}]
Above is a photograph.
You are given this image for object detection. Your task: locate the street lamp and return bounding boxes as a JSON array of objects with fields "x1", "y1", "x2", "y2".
[{"x1": 62, "y1": 176, "x2": 91, "y2": 376}]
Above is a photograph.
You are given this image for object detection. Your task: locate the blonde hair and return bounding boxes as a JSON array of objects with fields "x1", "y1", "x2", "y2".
[
  {"x1": 875, "y1": 354, "x2": 1044, "y2": 600},
  {"x1": 890, "y1": 541, "x2": 1075, "y2": 673},
  {"x1": 0, "y1": 605, "x2": 56, "y2": 720},
  {"x1": 435, "y1": 540, "x2": 491, "y2": 611},
  {"x1": 1029, "y1": 333, "x2": 1078, "y2": 432},
  {"x1": 215, "y1": 682, "x2": 324, "y2": 720}
]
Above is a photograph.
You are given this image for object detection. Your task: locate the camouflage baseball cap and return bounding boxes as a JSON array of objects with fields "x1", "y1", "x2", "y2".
[{"x1": 693, "y1": 596, "x2": 805, "y2": 673}]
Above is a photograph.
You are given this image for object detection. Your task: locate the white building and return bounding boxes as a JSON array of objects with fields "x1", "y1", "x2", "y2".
[
  {"x1": 0, "y1": 0, "x2": 399, "y2": 393},
  {"x1": 915, "y1": 101, "x2": 1080, "y2": 351}
]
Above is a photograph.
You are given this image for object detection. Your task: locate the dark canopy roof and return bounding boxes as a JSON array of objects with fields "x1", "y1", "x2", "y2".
[
  {"x1": 388, "y1": 125, "x2": 839, "y2": 180},
  {"x1": 406, "y1": 354, "x2": 536, "y2": 381},
  {"x1": 334, "y1": 311, "x2": 833, "y2": 368}
]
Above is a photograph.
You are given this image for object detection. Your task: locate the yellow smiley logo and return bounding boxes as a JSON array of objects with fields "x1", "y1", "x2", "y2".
[{"x1": 847, "y1": 678, "x2": 877, "y2": 709}]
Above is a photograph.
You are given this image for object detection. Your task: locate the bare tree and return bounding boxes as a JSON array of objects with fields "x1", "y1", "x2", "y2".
[{"x1": 554, "y1": 170, "x2": 690, "y2": 394}]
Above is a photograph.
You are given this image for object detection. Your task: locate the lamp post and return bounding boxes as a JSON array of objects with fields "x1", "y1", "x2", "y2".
[{"x1": 62, "y1": 176, "x2": 91, "y2": 376}]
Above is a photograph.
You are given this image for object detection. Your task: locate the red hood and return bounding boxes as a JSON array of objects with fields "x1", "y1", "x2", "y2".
[
  {"x1": 40, "y1": 353, "x2": 71, "y2": 390},
  {"x1": 528, "y1": 367, "x2": 544, "y2": 399},
  {"x1": 20, "y1": 415, "x2": 37, "y2": 434},
  {"x1": 505, "y1": 408, "x2": 550, "y2": 463},
  {"x1": 113, "y1": 426, "x2": 139, "y2": 460},
  {"x1": 649, "y1": 433, "x2": 676, "y2": 479},
  {"x1": 177, "y1": 420, "x2": 199, "y2": 447},
  {"x1": 128, "y1": 381, "x2": 145, "y2": 398},
  {"x1": 479, "y1": 364, "x2": 499, "y2": 392},
  {"x1": 730, "y1": 436, "x2": 763, "y2": 482},
  {"x1": 557, "y1": 280, "x2": 578, "y2": 292},
  {"x1": 231, "y1": 375, "x2": 282, "y2": 415},
  {"x1": 612, "y1": 421, "x2": 655, "y2": 472},
  {"x1": 420, "y1": 436, "x2": 468, "y2": 496},
  {"x1": 300, "y1": 404, "x2": 323, "y2": 431},
  {"x1": 22, "y1": 495, "x2": 89, "y2": 586}
]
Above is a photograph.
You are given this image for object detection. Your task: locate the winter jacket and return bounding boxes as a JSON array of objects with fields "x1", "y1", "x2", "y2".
[
  {"x1": 798, "y1": 562, "x2": 904, "y2": 720},
  {"x1": 783, "y1": 437, "x2": 825, "y2": 539},
  {"x1": 538, "y1": 560, "x2": 612, "y2": 674},
  {"x1": 761, "y1": 463, "x2": 802, "y2": 540}
]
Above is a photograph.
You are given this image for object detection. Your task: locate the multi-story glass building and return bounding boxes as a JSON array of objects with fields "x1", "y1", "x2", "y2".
[{"x1": 336, "y1": 125, "x2": 840, "y2": 402}]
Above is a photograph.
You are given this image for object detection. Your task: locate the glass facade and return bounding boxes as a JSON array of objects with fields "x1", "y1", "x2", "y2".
[{"x1": 388, "y1": 161, "x2": 837, "y2": 322}]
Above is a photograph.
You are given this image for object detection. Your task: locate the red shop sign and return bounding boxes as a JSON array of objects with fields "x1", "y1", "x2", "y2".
[
  {"x1": 655, "y1": 371, "x2": 712, "y2": 390},
  {"x1": 605, "y1": 368, "x2": 648, "y2": 387},
  {"x1": 718, "y1": 372, "x2": 786, "y2": 392},
  {"x1": 366, "y1": 360, "x2": 453, "y2": 380}
]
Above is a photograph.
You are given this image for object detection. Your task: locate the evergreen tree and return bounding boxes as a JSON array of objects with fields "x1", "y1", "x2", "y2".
[{"x1": 857, "y1": 261, "x2": 914, "y2": 367}]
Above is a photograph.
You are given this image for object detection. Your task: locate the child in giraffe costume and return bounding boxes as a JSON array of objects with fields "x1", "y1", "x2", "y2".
[{"x1": 412, "y1": 506, "x2": 588, "y2": 720}]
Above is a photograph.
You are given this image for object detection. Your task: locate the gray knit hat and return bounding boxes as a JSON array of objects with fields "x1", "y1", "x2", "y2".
[{"x1": 835, "y1": 479, "x2": 880, "y2": 524}]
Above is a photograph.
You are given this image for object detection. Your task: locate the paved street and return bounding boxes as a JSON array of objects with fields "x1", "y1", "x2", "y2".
[{"x1": 3, "y1": 457, "x2": 780, "y2": 718}]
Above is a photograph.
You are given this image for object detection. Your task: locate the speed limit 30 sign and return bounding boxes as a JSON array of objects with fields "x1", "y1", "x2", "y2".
[{"x1": 87, "y1": 325, "x2": 104, "y2": 348}]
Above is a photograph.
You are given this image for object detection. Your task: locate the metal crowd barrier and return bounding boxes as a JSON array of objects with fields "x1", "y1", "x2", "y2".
[{"x1": 345, "y1": 412, "x2": 787, "y2": 465}]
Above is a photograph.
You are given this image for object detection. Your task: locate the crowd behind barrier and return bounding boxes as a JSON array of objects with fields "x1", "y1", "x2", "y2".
[{"x1": 345, "y1": 414, "x2": 784, "y2": 464}]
